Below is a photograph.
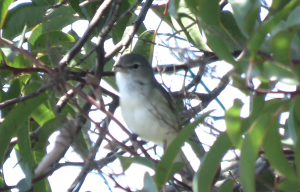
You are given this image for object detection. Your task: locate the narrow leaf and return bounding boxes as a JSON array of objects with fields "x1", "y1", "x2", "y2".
[
  {"x1": 0, "y1": 93, "x2": 47, "y2": 167},
  {"x1": 193, "y1": 133, "x2": 232, "y2": 192},
  {"x1": 155, "y1": 110, "x2": 212, "y2": 189}
]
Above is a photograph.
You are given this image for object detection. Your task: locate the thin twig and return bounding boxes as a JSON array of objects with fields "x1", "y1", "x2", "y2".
[
  {"x1": 59, "y1": 0, "x2": 114, "y2": 67},
  {"x1": 166, "y1": 20, "x2": 198, "y2": 41},
  {"x1": 0, "y1": 37, "x2": 53, "y2": 74},
  {"x1": 0, "y1": 84, "x2": 52, "y2": 109},
  {"x1": 114, "y1": 0, "x2": 143, "y2": 26},
  {"x1": 104, "y1": 0, "x2": 154, "y2": 61}
]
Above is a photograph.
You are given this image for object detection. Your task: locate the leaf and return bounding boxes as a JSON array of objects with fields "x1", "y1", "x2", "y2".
[
  {"x1": 171, "y1": 0, "x2": 211, "y2": 51},
  {"x1": 140, "y1": 172, "x2": 158, "y2": 192},
  {"x1": 195, "y1": 0, "x2": 237, "y2": 64},
  {"x1": 224, "y1": 99, "x2": 243, "y2": 149},
  {"x1": 31, "y1": 0, "x2": 54, "y2": 6},
  {"x1": 2, "y1": 3, "x2": 48, "y2": 39},
  {"x1": 220, "y1": 11, "x2": 246, "y2": 48},
  {"x1": 0, "y1": 0, "x2": 14, "y2": 29},
  {"x1": 262, "y1": 61, "x2": 299, "y2": 85},
  {"x1": 286, "y1": 96, "x2": 300, "y2": 144},
  {"x1": 240, "y1": 99, "x2": 285, "y2": 192},
  {"x1": 193, "y1": 133, "x2": 231, "y2": 192},
  {"x1": 31, "y1": 103, "x2": 55, "y2": 126},
  {"x1": 0, "y1": 93, "x2": 48, "y2": 168},
  {"x1": 262, "y1": 122, "x2": 297, "y2": 181},
  {"x1": 117, "y1": 155, "x2": 156, "y2": 171},
  {"x1": 68, "y1": 0, "x2": 86, "y2": 18},
  {"x1": 155, "y1": 110, "x2": 212, "y2": 190},
  {"x1": 270, "y1": 28, "x2": 297, "y2": 66},
  {"x1": 286, "y1": 6, "x2": 300, "y2": 27},
  {"x1": 248, "y1": 1, "x2": 300, "y2": 57},
  {"x1": 278, "y1": 179, "x2": 300, "y2": 191},
  {"x1": 2, "y1": 4, "x2": 75, "y2": 39},
  {"x1": 28, "y1": 16, "x2": 78, "y2": 45},
  {"x1": 295, "y1": 139, "x2": 300, "y2": 181},
  {"x1": 32, "y1": 31, "x2": 75, "y2": 52},
  {"x1": 112, "y1": 0, "x2": 133, "y2": 44},
  {"x1": 132, "y1": 30, "x2": 155, "y2": 63},
  {"x1": 16, "y1": 178, "x2": 32, "y2": 191},
  {"x1": 218, "y1": 179, "x2": 234, "y2": 192},
  {"x1": 242, "y1": 1, "x2": 260, "y2": 35},
  {"x1": 17, "y1": 119, "x2": 35, "y2": 172}
]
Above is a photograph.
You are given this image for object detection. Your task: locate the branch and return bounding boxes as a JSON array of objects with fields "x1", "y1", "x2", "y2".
[
  {"x1": 59, "y1": 0, "x2": 114, "y2": 67},
  {"x1": 0, "y1": 65, "x2": 48, "y2": 74},
  {"x1": 0, "y1": 37, "x2": 53, "y2": 74},
  {"x1": 95, "y1": 0, "x2": 122, "y2": 77},
  {"x1": 114, "y1": 0, "x2": 143, "y2": 26},
  {"x1": 178, "y1": 70, "x2": 232, "y2": 121},
  {"x1": 0, "y1": 84, "x2": 52, "y2": 109},
  {"x1": 104, "y1": 0, "x2": 154, "y2": 61}
]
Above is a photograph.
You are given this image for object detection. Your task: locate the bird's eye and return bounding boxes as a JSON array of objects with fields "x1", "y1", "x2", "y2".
[{"x1": 132, "y1": 64, "x2": 139, "y2": 69}]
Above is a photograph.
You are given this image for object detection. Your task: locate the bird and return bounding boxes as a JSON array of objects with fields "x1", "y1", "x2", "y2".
[{"x1": 114, "y1": 53, "x2": 194, "y2": 179}]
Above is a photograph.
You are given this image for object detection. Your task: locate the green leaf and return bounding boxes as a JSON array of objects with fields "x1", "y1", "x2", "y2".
[
  {"x1": 168, "y1": 162, "x2": 185, "y2": 180},
  {"x1": 262, "y1": 122, "x2": 297, "y2": 181},
  {"x1": 155, "y1": 110, "x2": 212, "y2": 190},
  {"x1": 278, "y1": 179, "x2": 300, "y2": 191},
  {"x1": 31, "y1": 0, "x2": 54, "y2": 6},
  {"x1": 218, "y1": 179, "x2": 234, "y2": 192},
  {"x1": 0, "y1": 0, "x2": 14, "y2": 29},
  {"x1": 287, "y1": 96, "x2": 300, "y2": 144},
  {"x1": 132, "y1": 30, "x2": 155, "y2": 63},
  {"x1": 0, "y1": 93, "x2": 47, "y2": 168},
  {"x1": 270, "y1": 28, "x2": 297, "y2": 66},
  {"x1": 112, "y1": 0, "x2": 133, "y2": 44},
  {"x1": 16, "y1": 177, "x2": 32, "y2": 191},
  {"x1": 286, "y1": 6, "x2": 300, "y2": 27},
  {"x1": 295, "y1": 139, "x2": 300, "y2": 181},
  {"x1": 195, "y1": 0, "x2": 237, "y2": 64},
  {"x1": 1, "y1": 76, "x2": 30, "y2": 116},
  {"x1": 31, "y1": 103, "x2": 55, "y2": 126},
  {"x1": 28, "y1": 16, "x2": 78, "y2": 45},
  {"x1": 2, "y1": 3, "x2": 48, "y2": 39},
  {"x1": 228, "y1": 0, "x2": 252, "y2": 37},
  {"x1": 262, "y1": 61, "x2": 299, "y2": 85},
  {"x1": 193, "y1": 133, "x2": 231, "y2": 192},
  {"x1": 248, "y1": 1, "x2": 300, "y2": 57},
  {"x1": 224, "y1": 99, "x2": 243, "y2": 149},
  {"x1": 220, "y1": 11, "x2": 247, "y2": 48},
  {"x1": 117, "y1": 155, "x2": 156, "y2": 171},
  {"x1": 242, "y1": 1, "x2": 260, "y2": 35},
  {"x1": 240, "y1": 99, "x2": 285, "y2": 192},
  {"x1": 17, "y1": 119, "x2": 35, "y2": 172},
  {"x1": 68, "y1": 0, "x2": 86, "y2": 18},
  {"x1": 32, "y1": 31, "x2": 75, "y2": 52},
  {"x1": 2, "y1": 4, "x2": 75, "y2": 39},
  {"x1": 140, "y1": 172, "x2": 158, "y2": 192},
  {"x1": 171, "y1": 0, "x2": 211, "y2": 51}
]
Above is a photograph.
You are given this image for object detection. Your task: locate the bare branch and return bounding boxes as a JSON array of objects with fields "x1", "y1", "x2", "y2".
[
  {"x1": 59, "y1": 0, "x2": 114, "y2": 67},
  {"x1": 104, "y1": 0, "x2": 154, "y2": 61},
  {"x1": 0, "y1": 84, "x2": 52, "y2": 109}
]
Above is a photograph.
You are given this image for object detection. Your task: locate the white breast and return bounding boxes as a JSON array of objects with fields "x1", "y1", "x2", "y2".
[{"x1": 116, "y1": 72, "x2": 177, "y2": 147}]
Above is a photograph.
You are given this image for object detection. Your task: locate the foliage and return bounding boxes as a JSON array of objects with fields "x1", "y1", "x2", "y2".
[{"x1": 0, "y1": 0, "x2": 300, "y2": 191}]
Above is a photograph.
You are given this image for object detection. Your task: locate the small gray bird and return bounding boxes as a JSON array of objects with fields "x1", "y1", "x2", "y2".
[{"x1": 114, "y1": 53, "x2": 194, "y2": 178}]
